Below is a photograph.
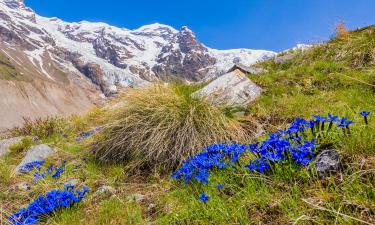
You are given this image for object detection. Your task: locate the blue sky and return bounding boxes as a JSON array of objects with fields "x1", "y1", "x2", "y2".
[{"x1": 25, "y1": 0, "x2": 375, "y2": 52}]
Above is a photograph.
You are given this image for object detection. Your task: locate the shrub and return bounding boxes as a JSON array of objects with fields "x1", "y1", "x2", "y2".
[
  {"x1": 9, "y1": 117, "x2": 67, "y2": 139},
  {"x1": 94, "y1": 84, "x2": 256, "y2": 173}
]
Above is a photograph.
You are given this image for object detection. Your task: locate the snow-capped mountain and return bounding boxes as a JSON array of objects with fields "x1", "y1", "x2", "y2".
[{"x1": 0, "y1": 0, "x2": 275, "y2": 95}]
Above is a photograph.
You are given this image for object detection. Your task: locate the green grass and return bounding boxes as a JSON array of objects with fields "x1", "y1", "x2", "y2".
[
  {"x1": 156, "y1": 124, "x2": 375, "y2": 224},
  {"x1": 153, "y1": 26, "x2": 375, "y2": 224}
]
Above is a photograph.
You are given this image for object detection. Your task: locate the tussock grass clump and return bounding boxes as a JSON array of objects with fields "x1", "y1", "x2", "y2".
[{"x1": 94, "y1": 84, "x2": 256, "y2": 172}]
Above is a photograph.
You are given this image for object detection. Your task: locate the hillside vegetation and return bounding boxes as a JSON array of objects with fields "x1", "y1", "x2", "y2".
[
  {"x1": 0, "y1": 25, "x2": 374, "y2": 225},
  {"x1": 0, "y1": 52, "x2": 24, "y2": 81}
]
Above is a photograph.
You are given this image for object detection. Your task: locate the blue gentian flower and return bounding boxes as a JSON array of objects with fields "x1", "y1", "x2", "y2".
[
  {"x1": 337, "y1": 117, "x2": 354, "y2": 128},
  {"x1": 359, "y1": 111, "x2": 371, "y2": 125},
  {"x1": 8, "y1": 186, "x2": 89, "y2": 225},
  {"x1": 216, "y1": 184, "x2": 224, "y2": 189},
  {"x1": 199, "y1": 192, "x2": 209, "y2": 203},
  {"x1": 245, "y1": 158, "x2": 270, "y2": 173},
  {"x1": 18, "y1": 161, "x2": 45, "y2": 174},
  {"x1": 359, "y1": 111, "x2": 371, "y2": 117}
]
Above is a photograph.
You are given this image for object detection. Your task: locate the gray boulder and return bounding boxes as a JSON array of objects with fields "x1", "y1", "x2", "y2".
[
  {"x1": 314, "y1": 150, "x2": 340, "y2": 177},
  {"x1": 0, "y1": 136, "x2": 24, "y2": 157},
  {"x1": 192, "y1": 69, "x2": 262, "y2": 107},
  {"x1": 16, "y1": 144, "x2": 55, "y2": 172},
  {"x1": 274, "y1": 53, "x2": 297, "y2": 64}
]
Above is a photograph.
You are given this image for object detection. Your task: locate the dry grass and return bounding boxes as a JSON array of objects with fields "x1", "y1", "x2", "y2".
[
  {"x1": 336, "y1": 22, "x2": 350, "y2": 40},
  {"x1": 94, "y1": 84, "x2": 258, "y2": 173}
]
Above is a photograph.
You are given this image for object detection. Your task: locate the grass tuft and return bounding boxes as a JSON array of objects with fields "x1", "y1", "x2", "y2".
[{"x1": 93, "y1": 84, "x2": 257, "y2": 173}]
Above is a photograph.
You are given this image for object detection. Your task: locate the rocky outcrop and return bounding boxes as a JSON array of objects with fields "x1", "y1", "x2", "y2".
[
  {"x1": 152, "y1": 27, "x2": 217, "y2": 81},
  {"x1": 93, "y1": 37, "x2": 131, "y2": 69},
  {"x1": 192, "y1": 69, "x2": 262, "y2": 107}
]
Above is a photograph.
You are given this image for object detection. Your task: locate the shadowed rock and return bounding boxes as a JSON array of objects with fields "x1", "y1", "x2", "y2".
[{"x1": 314, "y1": 149, "x2": 340, "y2": 177}]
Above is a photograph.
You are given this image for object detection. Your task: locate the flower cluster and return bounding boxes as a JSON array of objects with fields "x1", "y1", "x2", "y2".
[
  {"x1": 19, "y1": 160, "x2": 66, "y2": 183},
  {"x1": 172, "y1": 114, "x2": 354, "y2": 186},
  {"x1": 171, "y1": 143, "x2": 249, "y2": 184},
  {"x1": 8, "y1": 185, "x2": 89, "y2": 225},
  {"x1": 171, "y1": 112, "x2": 369, "y2": 203},
  {"x1": 75, "y1": 127, "x2": 102, "y2": 142},
  {"x1": 33, "y1": 161, "x2": 66, "y2": 183},
  {"x1": 19, "y1": 161, "x2": 45, "y2": 174}
]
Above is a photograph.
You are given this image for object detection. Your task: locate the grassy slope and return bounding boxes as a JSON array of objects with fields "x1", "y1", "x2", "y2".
[
  {"x1": 0, "y1": 27, "x2": 374, "y2": 224},
  {"x1": 156, "y1": 26, "x2": 375, "y2": 224},
  {"x1": 0, "y1": 52, "x2": 24, "y2": 81}
]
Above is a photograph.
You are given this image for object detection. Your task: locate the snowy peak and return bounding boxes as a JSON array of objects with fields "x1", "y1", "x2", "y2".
[
  {"x1": 3, "y1": 0, "x2": 24, "y2": 9},
  {"x1": 0, "y1": 0, "x2": 276, "y2": 96}
]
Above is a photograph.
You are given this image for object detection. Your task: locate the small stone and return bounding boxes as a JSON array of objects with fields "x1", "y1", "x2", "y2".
[
  {"x1": 0, "y1": 136, "x2": 24, "y2": 157},
  {"x1": 16, "y1": 144, "x2": 55, "y2": 172},
  {"x1": 10, "y1": 182, "x2": 31, "y2": 192},
  {"x1": 127, "y1": 193, "x2": 145, "y2": 202},
  {"x1": 148, "y1": 203, "x2": 156, "y2": 210},
  {"x1": 31, "y1": 136, "x2": 39, "y2": 142},
  {"x1": 64, "y1": 179, "x2": 79, "y2": 187},
  {"x1": 314, "y1": 149, "x2": 340, "y2": 177},
  {"x1": 93, "y1": 185, "x2": 116, "y2": 200}
]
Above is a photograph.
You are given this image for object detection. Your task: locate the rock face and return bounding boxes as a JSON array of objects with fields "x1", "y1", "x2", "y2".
[
  {"x1": 0, "y1": 136, "x2": 23, "y2": 157},
  {"x1": 192, "y1": 69, "x2": 262, "y2": 107},
  {"x1": 314, "y1": 150, "x2": 340, "y2": 177},
  {"x1": 16, "y1": 144, "x2": 55, "y2": 172},
  {"x1": 152, "y1": 26, "x2": 217, "y2": 81}
]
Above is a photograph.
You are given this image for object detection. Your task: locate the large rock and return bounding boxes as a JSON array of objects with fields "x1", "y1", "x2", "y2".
[
  {"x1": 314, "y1": 149, "x2": 340, "y2": 177},
  {"x1": 274, "y1": 53, "x2": 297, "y2": 64},
  {"x1": 16, "y1": 144, "x2": 55, "y2": 172},
  {"x1": 192, "y1": 69, "x2": 262, "y2": 107},
  {"x1": 0, "y1": 136, "x2": 24, "y2": 157}
]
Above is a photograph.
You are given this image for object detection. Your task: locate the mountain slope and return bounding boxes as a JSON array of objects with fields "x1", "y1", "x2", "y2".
[{"x1": 0, "y1": 0, "x2": 275, "y2": 94}]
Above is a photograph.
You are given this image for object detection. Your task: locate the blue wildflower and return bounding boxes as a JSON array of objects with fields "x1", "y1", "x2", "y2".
[
  {"x1": 199, "y1": 192, "x2": 209, "y2": 203},
  {"x1": 216, "y1": 184, "x2": 224, "y2": 189},
  {"x1": 18, "y1": 161, "x2": 45, "y2": 174},
  {"x1": 76, "y1": 127, "x2": 102, "y2": 142},
  {"x1": 8, "y1": 186, "x2": 89, "y2": 225},
  {"x1": 359, "y1": 111, "x2": 371, "y2": 125},
  {"x1": 245, "y1": 158, "x2": 270, "y2": 173}
]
